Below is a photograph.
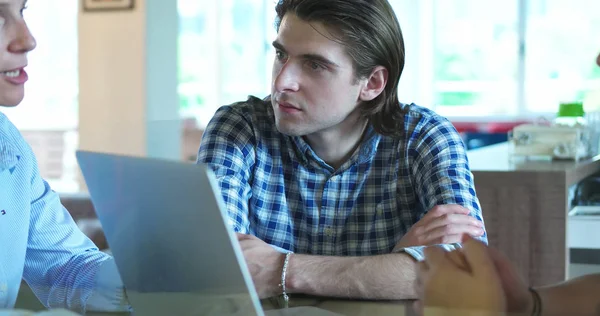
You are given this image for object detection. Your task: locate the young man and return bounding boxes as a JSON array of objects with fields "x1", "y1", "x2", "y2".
[
  {"x1": 198, "y1": 0, "x2": 486, "y2": 301},
  {"x1": 417, "y1": 51, "x2": 600, "y2": 316},
  {"x1": 0, "y1": 0, "x2": 129, "y2": 312}
]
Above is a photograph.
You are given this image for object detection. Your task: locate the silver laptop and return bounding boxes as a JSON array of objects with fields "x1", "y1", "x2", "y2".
[{"x1": 76, "y1": 150, "x2": 339, "y2": 316}]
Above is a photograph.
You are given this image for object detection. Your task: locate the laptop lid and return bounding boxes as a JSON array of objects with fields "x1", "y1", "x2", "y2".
[{"x1": 76, "y1": 150, "x2": 264, "y2": 315}]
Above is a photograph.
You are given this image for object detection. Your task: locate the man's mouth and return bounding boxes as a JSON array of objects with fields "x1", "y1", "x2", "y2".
[
  {"x1": 2, "y1": 69, "x2": 22, "y2": 77},
  {"x1": 280, "y1": 102, "x2": 299, "y2": 109},
  {"x1": 1, "y1": 68, "x2": 29, "y2": 85}
]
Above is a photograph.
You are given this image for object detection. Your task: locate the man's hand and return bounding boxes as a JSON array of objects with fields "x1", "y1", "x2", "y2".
[
  {"x1": 237, "y1": 233, "x2": 285, "y2": 299},
  {"x1": 415, "y1": 236, "x2": 506, "y2": 315},
  {"x1": 395, "y1": 204, "x2": 484, "y2": 249}
]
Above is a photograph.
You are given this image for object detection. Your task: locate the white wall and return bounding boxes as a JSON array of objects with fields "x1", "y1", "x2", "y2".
[{"x1": 78, "y1": 0, "x2": 180, "y2": 160}]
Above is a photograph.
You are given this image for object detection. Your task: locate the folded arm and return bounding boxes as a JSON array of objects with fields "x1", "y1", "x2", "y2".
[
  {"x1": 410, "y1": 115, "x2": 487, "y2": 246},
  {"x1": 286, "y1": 252, "x2": 418, "y2": 300},
  {"x1": 287, "y1": 117, "x2": 488, "y2": 300}
]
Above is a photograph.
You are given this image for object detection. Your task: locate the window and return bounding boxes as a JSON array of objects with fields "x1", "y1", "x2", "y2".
[
  {"x1": 431, "y1": 0, "x2": 520, "y2": 116},
  {"x1": 178, "y1": 0, "x2": 274, "y2": 128},
  {"x1": 178, "y1": 0, "x2": 600, "y2": 124},
  {"x1": 2, "y1": 1, "x2": 79, "y2": 192},
  {"x1": 412, "y1": 0, "x2": 600, "y2": 118},
  {"x1": 524, "y1": 0, "x2": 600, "y2": 113}
]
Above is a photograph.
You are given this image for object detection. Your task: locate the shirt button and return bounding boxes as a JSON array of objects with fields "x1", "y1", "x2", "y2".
[
  {"x1": 325, "y1": 226, "x2": 334, "y2": 236},
  {"x1": 376, "y1": 203, "x2": 384, "y2": 216}
]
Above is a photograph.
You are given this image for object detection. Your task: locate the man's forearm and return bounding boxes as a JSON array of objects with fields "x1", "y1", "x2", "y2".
[
  {"x1": 285, "y1": 252, "x2": 418, "y2": 300},
  {"x1": 536, "y1": 273, "x2": 600, "y2": 316}
]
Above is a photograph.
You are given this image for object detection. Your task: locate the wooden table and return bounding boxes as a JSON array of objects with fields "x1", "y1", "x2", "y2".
[
  {"x1": 262, "y1": 296, "x2": 412, "y2": 316},
  {"x1": 468, "y1": 142, "x2": 600, "y2": 287},
  {"x1": 73, "y1": 297, "x2": 412, "y2": 316},
  {"x1": 16, "y1": 280, "x2": 412, "y2": 316}
]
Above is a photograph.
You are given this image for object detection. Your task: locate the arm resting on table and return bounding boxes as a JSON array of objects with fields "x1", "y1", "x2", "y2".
[{"x1": 286, "y1": 252, "x2": 418, "y2": 300}]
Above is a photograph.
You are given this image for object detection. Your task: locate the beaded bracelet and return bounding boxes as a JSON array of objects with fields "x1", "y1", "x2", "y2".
[{"x1": 278, "y1": 252, "x2": 293, "y2": 308}]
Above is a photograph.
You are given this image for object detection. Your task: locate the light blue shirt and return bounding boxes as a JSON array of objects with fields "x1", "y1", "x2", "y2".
[{"x1": 0, "y1": 112, "x2": 130, "y2": 313}]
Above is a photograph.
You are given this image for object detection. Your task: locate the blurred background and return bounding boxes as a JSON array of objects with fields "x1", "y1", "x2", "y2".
[
  {"x1": 3, "y1": 0, "x2": 600, "y2": 193},
  {"x1": 8, "y1": 3, "x2": 600, "y2": 307}
]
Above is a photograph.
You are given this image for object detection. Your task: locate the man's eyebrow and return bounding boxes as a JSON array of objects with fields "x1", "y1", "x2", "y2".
[
  {"x1": 272, "y1": 40, "x2": 287, "y2": 53},
  {"x1": 0, "y1": 0, "x2": 28, "y2": 10},
  {"x1": 272, "y1": 40, "x2": 340, "y2": 68},
  {"x1": 0, "y1": 1, "x2": 23, "y2": 9}
]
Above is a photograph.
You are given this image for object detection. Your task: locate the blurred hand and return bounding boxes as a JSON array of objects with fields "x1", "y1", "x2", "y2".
[
  {"x1": 395, "y1": 205, "x2": 484, "y2": 249},
  {"x1": 487, "y1": 246, "x2": 532, "y2": 314},
  {"x1": 415, "y1": 236, "x2": 505, "y2": 315},
  {"x1": 237, "y1": 233, "x2": 285, "y2": 298}
]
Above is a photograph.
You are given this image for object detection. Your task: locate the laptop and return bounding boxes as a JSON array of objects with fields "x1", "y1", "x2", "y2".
[{"x1": 76, "y1": 150, "x2": 339, "y2": 316}]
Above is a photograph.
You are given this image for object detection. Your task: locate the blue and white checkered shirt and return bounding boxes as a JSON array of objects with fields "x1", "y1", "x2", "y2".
[{"x1": 198, "y1": 96, "x2": 486, "y2": 260}]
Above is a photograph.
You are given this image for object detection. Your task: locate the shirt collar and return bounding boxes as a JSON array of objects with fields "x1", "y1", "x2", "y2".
[
  {"x1": 290, "y1": 124, "x2": 382, "y2": 168},
  {"x1": 290, "y1": 135, "x2": 311, "y2": 166},
  {"x1": 355, "y1": 125, "x2": 381, "y2": 164}
]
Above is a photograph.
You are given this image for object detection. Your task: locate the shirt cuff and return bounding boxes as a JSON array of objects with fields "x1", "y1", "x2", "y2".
[
  {"x1": 392, "y1": 243, "x2": 462, "y2": 261},
  {"x1": 270, "y1": 244, "x2": 292, "y2": 254},
  {"x1": 85, "y1": 257, "x2": 132, "y2": 312}
]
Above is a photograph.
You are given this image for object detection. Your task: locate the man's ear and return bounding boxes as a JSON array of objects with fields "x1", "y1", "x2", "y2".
[{"x1": 359, "y1": 66, "x2": 388, "y2": 102}]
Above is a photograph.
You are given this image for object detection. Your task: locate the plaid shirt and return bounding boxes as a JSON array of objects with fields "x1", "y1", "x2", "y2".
[{"x1": 198, "y1": 96, "x2": 486, "y2": 260}]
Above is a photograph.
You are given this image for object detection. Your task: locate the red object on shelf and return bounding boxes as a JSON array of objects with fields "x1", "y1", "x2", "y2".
[
  {"x1": 452, "y1": 122, "x2": 480, "y2": 134},
  {"x1": 486, "y1": 121, "x2": 530, "y2": 134},
  {"x1": 451, "y1": 121, "x2": 531, "y2": 134}
]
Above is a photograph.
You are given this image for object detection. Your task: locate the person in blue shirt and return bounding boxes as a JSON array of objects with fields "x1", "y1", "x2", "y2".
[
  {"x1": 0, "y1": 0, "x2": 129, "y2": 312},
  {"x1": 417, "y1": 51, "x2": 600, "y2": 316},
  {"x1": 198, "y1": 0, "x2": 486, "y2": 301}
]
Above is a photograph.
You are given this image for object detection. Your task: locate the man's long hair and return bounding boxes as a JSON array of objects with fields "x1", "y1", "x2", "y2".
[{"x1": 275, "y1": 0, "x2": 407, "y2": 137}]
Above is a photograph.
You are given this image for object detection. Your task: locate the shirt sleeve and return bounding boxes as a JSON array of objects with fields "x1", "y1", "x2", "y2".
[
  {"x1": 397, "y1": 115, "x2": 487, "y2": 261},
  {"x1": 19, "y1": 138, "x2": 130, "y2": 313},
  {"x1": 196, "y1": 104, "x2": 257, "y2": 234},
  {"x1": 84, "y1": 257, "x2": 132, "y2": 313}
]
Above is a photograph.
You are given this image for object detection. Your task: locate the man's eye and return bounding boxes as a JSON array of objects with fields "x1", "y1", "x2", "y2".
[
  {"x1": 307, "y1": 61, "x2": 325, "y2": 71},
  {"x1": 275, "y1": 50, "x2": 286, "y2": 60}
]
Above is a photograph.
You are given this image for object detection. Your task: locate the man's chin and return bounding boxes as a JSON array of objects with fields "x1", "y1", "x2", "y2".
[
  {"x1": 275, "y1": 123, "x2": 304, "y2": 137},
  {"x1": 0, "y1": 103, "x2": 20, "y2": 108},
  {"x1": 0, "y1": 95, "x2": 25, "y2": 107},
  {"x1": 0, "y1": 90, "x2": 25, "y2": 107}
]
